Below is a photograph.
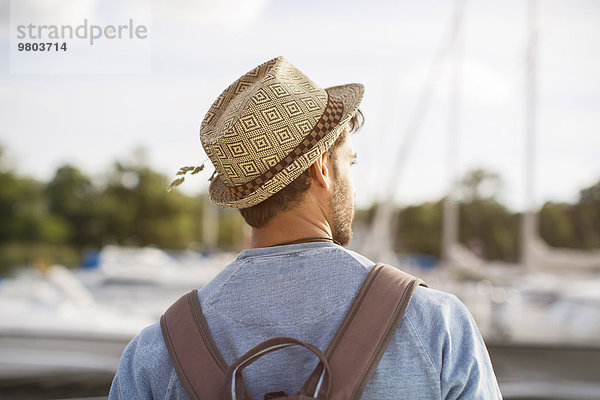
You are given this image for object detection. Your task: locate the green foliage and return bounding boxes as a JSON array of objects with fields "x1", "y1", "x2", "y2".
[
  {"x1": 391, "y1": 170, "x2": 599, "y2": 262},
  {"x1": 396, "y1": 200, "x2": 443, "y2": 256},
  {"x1": 0, "y1": 170, "x2": 69, "y2": 244},
  {"x1": 391, "y1": 169, "x2": 520, "y2": 261},
  {"x1": 459, "y1": 199, "x2": 520, "y2": 261},
  {"x1": 393, "y1": 197, "x2": 520, "y2": 262},
  {"x1": 0, "y1": 242, "x2": 80, "y2": 276},
  {"x1": 45, "y1": 165, "x2": 94, "y2": 246},
  {"x1": 455, "y1": 169, "x2": 519, "y2": 261},
  {"x1": 0, "y1": 147, "x2": 247, "y2": 275},
  {"x1": 540, "y1": 180, "x2": 600, "y2": 249},
  {"x1": 0, "y1": 143, "x2": 598, "y2": 273},
  {"x1": 539, "y1": 202, "x2": 576, "y2": 247},
  {"x1": 96, "y1": 160, "x2": 203, "y2": 248}
]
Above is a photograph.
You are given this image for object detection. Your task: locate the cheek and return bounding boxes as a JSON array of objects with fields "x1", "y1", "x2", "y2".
[
  {"x1": 347, "y1": 168, "x2": 356, "y2": 197},
  {"x1": 342, "y1": 171, "x2": 356, "y2": 204}
]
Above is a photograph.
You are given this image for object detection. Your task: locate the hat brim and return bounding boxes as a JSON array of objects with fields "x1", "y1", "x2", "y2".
[{"x1": 208, "y1": 83, "x2": 364, "y2": 209}]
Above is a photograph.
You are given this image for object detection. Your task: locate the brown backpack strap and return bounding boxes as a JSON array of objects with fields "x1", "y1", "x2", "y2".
[
  {"x1": 161, "y1": 265, "x2": 425, "y2": 400},
  {"x1": 160, "y1": 289, "x2": 228, "y2": 400},
  {"x1": 323, "y1": 263, "x2": 426, "y2": 400}
]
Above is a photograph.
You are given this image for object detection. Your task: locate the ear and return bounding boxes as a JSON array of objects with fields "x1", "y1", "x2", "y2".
[{"x1": 309, "y1": 150, "x2": 333, "y2": 190}]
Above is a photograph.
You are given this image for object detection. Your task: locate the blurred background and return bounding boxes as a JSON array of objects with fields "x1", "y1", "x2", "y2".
[{"x1": 1, "y1": 0, "x2": 599, "y2": 399}]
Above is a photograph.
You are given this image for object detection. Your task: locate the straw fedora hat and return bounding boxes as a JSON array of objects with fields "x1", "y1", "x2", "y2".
[{"x1": 200, "y1": 56, "x2": 364, "y2": 208}]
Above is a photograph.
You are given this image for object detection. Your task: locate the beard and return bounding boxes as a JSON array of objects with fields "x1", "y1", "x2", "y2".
[{"x1": 330, "y1": 173, "x2": 355, "y2": 246}]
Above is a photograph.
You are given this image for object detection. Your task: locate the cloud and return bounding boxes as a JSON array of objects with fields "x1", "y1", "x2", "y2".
[
  {"x1": 153, "y1": 0, "x2": 272, "y2": 30},
  {"x1": 8, "y1": 0, "x2": 96, "y2": 25},
  {"x1": 3, "y1": 0, "x2": 272, "y2": 34}
]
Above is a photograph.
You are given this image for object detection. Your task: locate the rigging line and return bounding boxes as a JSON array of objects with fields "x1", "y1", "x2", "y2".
[
  {"x1": 363, "y1": 0, "x2": 468, "y2": 258},
  {"x1": 442, "y1": 0, "x2": 466, "y2": 264},
  {"x1": 521, "y1": 0, "x2": 539, "y2": 269},
  {"x1": 385, "y1": 0, "x2": 468, "y2": 202},
  {"x1": 525, "y1": 0, "x2": 538, "y2": 213},
  {"x1": 363, "y1": 0, "x2": 466, "y2": 257}
]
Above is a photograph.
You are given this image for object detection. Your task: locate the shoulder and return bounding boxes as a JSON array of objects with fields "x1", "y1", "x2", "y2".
[
  {"x1": 406, "y1": 285, "x2": 484, "y2": 363},
  {"x1": 405, "y1": 285, "x2": 502, "y2": 399},
  {"x1": 342, "y1": 248, "x2": 376, "y2": 268},
  {"x1": 399, "y1": 286, "x2": 470, "y2": 368},
  {"x1": 110, "y1": 321, "x2": 185, "y2": 399},
  {"x1": 131, "y1": 321, "x2": 173, "y2": 370},
  {"x1": 408, "y1": 285, "x2": 474, "y2": 332}
]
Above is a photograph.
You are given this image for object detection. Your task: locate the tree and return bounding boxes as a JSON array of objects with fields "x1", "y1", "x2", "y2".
[
  {"x1": 395, "y1": 200, "x2": 443, "y2": 257},
  {"x1": 574, "y1": 179, "x2": 600, "y2": 248},
  {"x1": 96, "y1": 153, "x2": 207, "y2": 249},
  {"x1": 458, "y1": 168, "x2": 503, "y2": 203},
  {"x1": 0, "y1": 147, "x2": 73, "y2": 274},
  {"x1": 46, "y1": 165, "x2": 96, "y2": 247},
  {"x1": 539, "y1": 179, "x2": 600, "y2": 250}
]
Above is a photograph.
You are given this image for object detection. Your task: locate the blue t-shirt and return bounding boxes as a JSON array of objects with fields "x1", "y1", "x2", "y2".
[{"x1": 109, "y1": 242, "x2": 502, "y2": 399}]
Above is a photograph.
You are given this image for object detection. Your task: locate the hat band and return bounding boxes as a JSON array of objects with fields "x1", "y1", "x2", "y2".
[{"x1": 226, "y1": 93, "x2": 345, "y2": 201}]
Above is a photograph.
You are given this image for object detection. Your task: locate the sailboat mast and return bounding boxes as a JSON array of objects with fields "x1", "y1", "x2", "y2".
[
  {"x1": 522, "y1": 0, "x2": 539, "y2": 269},
  {"x1": 442, "y1": 0, "x2": 466, "y2": 267}
]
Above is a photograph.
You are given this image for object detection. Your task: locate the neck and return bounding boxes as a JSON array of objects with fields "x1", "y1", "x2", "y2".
[{"x1": 249, "y1": 195, "x2": 333, "y2": 249}]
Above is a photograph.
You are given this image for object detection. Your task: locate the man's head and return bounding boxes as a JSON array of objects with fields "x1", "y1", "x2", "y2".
[
  {"x1": 193, "y1": 56, "x2": 364, "y2": 244},
  {"x1": 239, "y1": 109, "x2": 364, "y2": 244}
]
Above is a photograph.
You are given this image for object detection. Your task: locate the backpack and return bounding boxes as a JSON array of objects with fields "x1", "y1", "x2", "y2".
[{"x1": 160, "y1": 263, "x2": 426, "y2": 400}]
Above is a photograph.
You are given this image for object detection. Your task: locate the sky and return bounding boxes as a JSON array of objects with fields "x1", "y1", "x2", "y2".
[{"x1": 0, "y1": 0, "x2": 599, "y2": 211}]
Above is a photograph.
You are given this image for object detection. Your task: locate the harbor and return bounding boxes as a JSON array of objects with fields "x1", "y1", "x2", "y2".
[
  {"x1": 1, "y1": 245, "x2": 599, "y2": 399},
  {"x1": 1, "y1": 0, "x2": 598, "y2": 398}
]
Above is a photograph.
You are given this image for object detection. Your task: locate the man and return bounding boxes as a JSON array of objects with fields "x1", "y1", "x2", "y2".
[{"x1": 110, "y1": 56, "x2": 502, "y2": 399}]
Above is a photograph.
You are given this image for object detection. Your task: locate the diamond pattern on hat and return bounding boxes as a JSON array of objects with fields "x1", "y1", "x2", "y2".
[
  {"x1": 250, "y1": 134, "x2": 273, "y2": 153},
  {"x1": 268, "y1": 82, "x2": 290, "y2": 98},
  {"x1": 294, "y1": 119, "x2": 313, "y2": 134},
  {"x1": 212, "y1": 146, "x2": 227, "y2": 159},
  {"x1": 200, "y1": 56, "x2": 361, "y2": 201},
  {"x1": 226, "y1": 142, "x2": 250, "y2": 157},
  {"x1": 261, "y1": 107, "x2": 284, "y2": 125},
  {"x1": 234, "y1": 80, "x2": 252, "y2": 94},
  {"x1": 282, "y1": 100, "x2": 303, "y2": 118},
  {"x1": 222, "y1": 164, "x2": 239, "y2": 179},
  {"x1": 239, "y1": 114, "x2": 261, "y2": 132},
  {"x1": 239, "y1": 160, "x2": 259, "y2": 175},
  {"x1": 286, "y1": 68, "x2": 304, "y2": 81},
  {"x1": 262, "y1": 154, "x2": 279, "y2": 169},
  {"x1": 252, "y1": 88, "x2": 271, "y2": 105},
  {"x1": 225, "y1": 94, "x2": 344, "y2": 199},
  {"x1": 273, "y1": 126, "x2": 294, "y2": 145},
  {"x1": 301, "y1": 98, "x2": 320, "y2": 112},
  {"x1": 299, "y1": 81, "x2": 317, "y2": 92},
  {"x1": 288, "y1": 84, "x2": 304, "y2": 95}
]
